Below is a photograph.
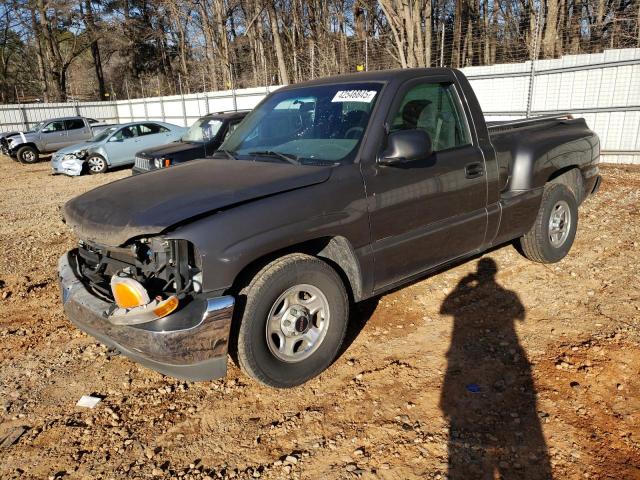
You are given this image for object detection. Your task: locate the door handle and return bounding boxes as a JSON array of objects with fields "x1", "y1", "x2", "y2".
[{"x1": 465, "y1": 162, "x2": 484, "y2": 179}]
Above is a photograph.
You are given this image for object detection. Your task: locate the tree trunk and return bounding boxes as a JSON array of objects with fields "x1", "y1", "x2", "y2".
[
  {"x1": 452, "y1": 0, "x2": 463, "y2": 68},
  {"x1": 542, "y1": 0, "x2": 559, "y2": 58},
  {"x1": 556, "y1": 0, "x2": 566, "y2": 55},
  {"x1": 266, "y1": 2, "x2": 289, "y2": 84},
  {"x1": 29, "y1": 7, "x2": 49, "y2": 102},
  {"x1": 569, "y1": 0, "x2": 583, "y2": 53},
  {"x1": 490, "y1": 0, "x2": 498, "y2": 63},
  {"x1": 83, "y1": 0, "x2": 106, "y2": 100},
  {"x1": 424, "y1": 0, "x2": 432, "y2": 67},
  {"x1": 37, "y1": 0, "x2": 66, "y2": 101},
  {"x1": 214, "y1": 0, "x2": 231, "y2": 88}
]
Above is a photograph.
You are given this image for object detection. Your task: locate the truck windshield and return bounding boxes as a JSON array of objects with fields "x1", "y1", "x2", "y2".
[
  {"x1": 182, "y1": 118, "x2": 223, "y2": 142},
  {"x1": 90, "y1": 126, "x2": 118, "y2": 142},
  {"x1": 220, "y1": 82, "x2": 383, "y2": 163}
]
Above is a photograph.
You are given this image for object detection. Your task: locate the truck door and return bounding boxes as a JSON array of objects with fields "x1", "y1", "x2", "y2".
[
  {"x1": 40, "y1": 120, "x2": 68, "y2": 151},
  {"x1": 362, "y1": 78, "x2": 488, "y2": 290},
  {"x1": 64, "y1": 118, "x2": 90, "y2": 147}
]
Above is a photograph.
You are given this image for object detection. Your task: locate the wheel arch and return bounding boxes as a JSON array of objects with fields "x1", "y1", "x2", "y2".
[
  {"x1": 227, "y1": 235, "x2": 364, "y2": 303},
  {"x1": 14, "y1": 142, "x2": 39, "y2": 153},
  {"x1": 547, "y1": 165, "x2": 585, "y2": 204},
  {"x1": 87, "y1": 149, "x2": 109, "y2": 165}
]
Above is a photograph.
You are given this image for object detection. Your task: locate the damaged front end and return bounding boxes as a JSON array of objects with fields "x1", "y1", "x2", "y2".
[
  {"x1": 51, "y1": 151, "x2": 87, "y2": 176},
  {"x1": 59, "y1": 237, "x2": 234, "y2": 380},
  {"x1": 75, "y1": 237, "x2": 201, "y2": 324}
]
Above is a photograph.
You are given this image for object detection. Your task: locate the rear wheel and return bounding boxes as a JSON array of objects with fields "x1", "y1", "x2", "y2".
[
  {"x1": 86, "y1": 154, "x2": 107, "y2": 174},
  {"x1": 518, "y1": 183, "x2": 578, "y2": 263},
  {"x1": 16, "y1": 146, "x2": 39, "y2": 164},
  {"x1": 235, "y1": 253, "x2": 349, "y2": 388}
]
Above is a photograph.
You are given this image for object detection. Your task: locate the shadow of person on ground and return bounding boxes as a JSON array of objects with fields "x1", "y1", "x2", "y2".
[{"x1": 439, "y1": 258, "x2": 552, "y2": 479}]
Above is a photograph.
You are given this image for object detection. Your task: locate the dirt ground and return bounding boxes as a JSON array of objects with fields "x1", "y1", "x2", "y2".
[{"x1": 0, "y1": 158, "x2": 638, "y2": 480}]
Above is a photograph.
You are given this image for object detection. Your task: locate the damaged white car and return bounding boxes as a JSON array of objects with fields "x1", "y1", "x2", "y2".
[
  {"x1": 51, "y1": 153, "x2": 85, "y2": 176},
  {"x1": 51, "y1": 122, "x2": 186, "y2": 176}
]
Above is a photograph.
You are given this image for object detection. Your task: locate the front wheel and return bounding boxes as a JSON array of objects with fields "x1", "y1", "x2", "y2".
[
  {"x1": 86, "y1": 154, "x2": 108, "y2": 174},
  {"x1": 235, "y1": 253, "x2": 349, "y2": 388},
  {"x1": 16, "y1": 146, "x2": 39, "y2": 164},
  {"x1": 518, "y1": 183, "x2": 578, "y2": 263}
]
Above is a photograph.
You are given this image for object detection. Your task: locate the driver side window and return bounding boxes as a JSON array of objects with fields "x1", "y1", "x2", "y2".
[
  {"x1": 112, "y1": 125, "x2": 139, "y2": 141},
  {"x1": 42, "y1": 121, "x2": 66, "y2": 133},
  {"x1": 390, "y1": 82, "x2": 471, "y2": 152}
]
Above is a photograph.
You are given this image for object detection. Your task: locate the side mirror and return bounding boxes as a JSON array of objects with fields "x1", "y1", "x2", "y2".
[{"x1": 379, "y1": 129, "x2": 433, "y2": 166}]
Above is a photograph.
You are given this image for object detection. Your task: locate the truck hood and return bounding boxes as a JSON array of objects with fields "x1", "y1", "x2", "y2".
[
  {"x1": 0, "y1": 130, "x2": 20, "y2": 141},
  {"x1": 63, "y1": 158, "x2": 334, "y2": 246},
  {"x1": 6, "y1": 131, "x2": 36, "y2": 147},
  {"x1": 137, "y1": 140, "x2": 204, "y2": 159}
]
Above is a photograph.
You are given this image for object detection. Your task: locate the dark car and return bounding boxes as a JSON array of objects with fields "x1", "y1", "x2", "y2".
[
  {"x1": 131, "y1": 111, "x2": 248, "y2": 174},
  {"x1": 59, "y1": 68, "x2": 601, "y2": 388}
]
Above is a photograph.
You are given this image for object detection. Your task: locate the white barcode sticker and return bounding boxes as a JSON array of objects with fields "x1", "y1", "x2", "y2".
[{"x1": 331, "y1": 90, "x2": 377, "y2": 103}]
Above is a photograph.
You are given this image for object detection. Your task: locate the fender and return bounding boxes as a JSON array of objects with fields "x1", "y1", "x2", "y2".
[
  {"x1": 164, "y1": 164, "x2": 373, "y2": 299},
  {"x1": 9, "y1": 140, "x2": 39, "y2": 155}
]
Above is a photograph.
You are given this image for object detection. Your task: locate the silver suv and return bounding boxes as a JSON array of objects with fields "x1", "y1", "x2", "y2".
[{"x1": 1, "y1": 117, "x2": 112, "y2": 164}]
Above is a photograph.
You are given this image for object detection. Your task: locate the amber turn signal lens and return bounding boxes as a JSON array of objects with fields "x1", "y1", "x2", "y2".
[
  {"x1": 110, "y1": 276, "x2": 150, "y2": 309},
  {"x1": 153, "y1": 296, "x2": 179, "y2": 318},
  {"x1": 164, "y1": 158, "x2": 171, "y2": 168}
]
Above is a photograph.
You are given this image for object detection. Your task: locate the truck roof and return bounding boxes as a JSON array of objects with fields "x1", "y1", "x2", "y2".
[
  {"x1": 280, "y1": 67, "x2": 459, "y2": 90},
  {"x1": 205, "y1": 111, "x2": 249, "y2": 120},
  {"x1": 35, "y1": 116, "x2": 90, "y2": 122}
]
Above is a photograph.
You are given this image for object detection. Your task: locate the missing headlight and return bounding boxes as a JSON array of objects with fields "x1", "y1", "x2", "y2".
[{"x1": 76, "y1": 238, "x2": 201, "y2": 303}]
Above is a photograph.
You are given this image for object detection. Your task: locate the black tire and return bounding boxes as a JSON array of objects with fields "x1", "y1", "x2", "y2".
[
  {"x1": 518, "y1": 183, "x2": 578, "y2": 263},
  {"x1": 235, "y1": 253, "x2": 349, "y2": 388},
  {"x1": 86, "y1": 154, "x2": 108, "y2": 174},
  {"x1": 16, "y1": 145, "x2": 39, "y2": 164}
]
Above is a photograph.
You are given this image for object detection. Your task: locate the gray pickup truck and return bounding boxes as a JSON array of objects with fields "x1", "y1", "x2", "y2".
[
  {"x1": 1, "y1": 116, "x2": 111, "y2": 164},
  {"x1": 59, "y1": 68, "x2": 601, "y2": 388}
]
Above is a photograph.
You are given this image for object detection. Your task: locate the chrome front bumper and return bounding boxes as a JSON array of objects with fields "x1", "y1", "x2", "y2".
[{"x1": 58, "y1": 251, "x2": 234, "y2": 381}]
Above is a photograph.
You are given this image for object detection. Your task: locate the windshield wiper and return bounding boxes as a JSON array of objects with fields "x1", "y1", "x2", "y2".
[
  {"x1": 248, "y1": 150, "x2": 300, "y2": 165},
  {"x1": 217, "y1": 149, "x2": 238, "y2": 160}
]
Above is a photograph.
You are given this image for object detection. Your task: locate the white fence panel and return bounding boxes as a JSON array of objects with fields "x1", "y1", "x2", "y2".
[
  {"x1": 146, "y1": 101, "x2": 163, "y2": 118},
  {"x1": 462, "y1": 47, "x2": 640, "y2": 164}
]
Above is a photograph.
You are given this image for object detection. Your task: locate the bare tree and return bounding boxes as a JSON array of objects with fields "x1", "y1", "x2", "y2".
[
  {"x1": 82, "y1": 0, "x2": 106, "y2": 100},
  {"x1": 266, "y1": 1, "x2": 289, "y2": 84},
  {"x1": 1, "y1": 0, "x2": 638, "y2": 101}
]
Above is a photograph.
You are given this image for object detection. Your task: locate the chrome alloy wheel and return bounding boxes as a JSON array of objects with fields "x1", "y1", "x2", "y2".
[
  {"x1": 548, "y1": 200, "x2": 571, "y2": 248},
  {"x1": 265, "y1": 284, "x2": 330, "y2": 363},
  {"x1": 87, "y1": 156, "x2": 106, "y2": 173},
  {"x1": 22, "y1": 150, "x2": 35, "y2": 162}
]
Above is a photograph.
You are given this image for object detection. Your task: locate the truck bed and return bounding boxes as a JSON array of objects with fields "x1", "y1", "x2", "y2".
[{"x1": 486, "y1": 114, "x2": 597, "y2": 192}]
